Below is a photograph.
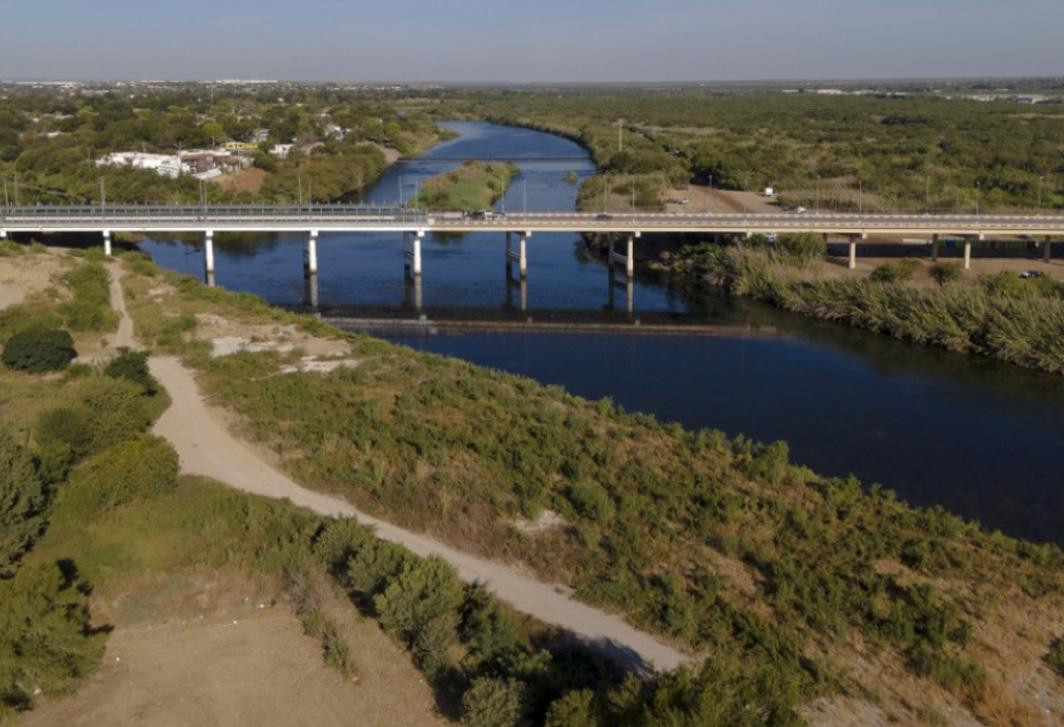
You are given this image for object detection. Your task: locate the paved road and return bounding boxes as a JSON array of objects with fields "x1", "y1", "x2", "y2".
[
  {"x1": 5, "y1": 205, "x2": 1064, "y2": 236},
  {"x1": 106, "y1": 266, "x2": 689, "y2": 672}
]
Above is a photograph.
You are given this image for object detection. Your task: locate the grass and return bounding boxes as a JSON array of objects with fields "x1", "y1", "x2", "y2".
[
  {"x1": 118, "y1": 254, "x2": 1064, "y2": 722},
  {"x1": 415, "y1": 160, "x2": 519, "y2": 212}
]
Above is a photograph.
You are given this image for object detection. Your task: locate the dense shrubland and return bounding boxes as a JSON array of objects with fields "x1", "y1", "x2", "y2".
[
  {"x1": 670, "y1": 241, "x2": 1064, "y2": 373},
  {"x1": 443, "y1": 88, "x2": 1064, "y2": 213},
  {"x1": 120, "y1": 255, "x2": 1064, "y2": 722}
]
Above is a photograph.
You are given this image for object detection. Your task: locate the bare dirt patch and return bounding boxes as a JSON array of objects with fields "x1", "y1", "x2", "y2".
[
  {"x1": 211, "y1": 168, "x2": 268, "y2": 195},
  {"x1": 21, "y1": 605, "x2": 447, "y2": 727},
  {"x1": 512, "y1": 509, "x2": 566, "y2": 535},
  {"x1": 0, "y1": 250, "x2": 71, "y2": 308},
  {"x1": 196, "y1": 313, "x2": 352, "y2": 359},
  {"x1": 663, "y1": 184, "x2": 780, "y2": 214}
]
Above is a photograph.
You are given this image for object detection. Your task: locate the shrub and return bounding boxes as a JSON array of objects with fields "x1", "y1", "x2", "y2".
[
  {"x1": 564, "y1": 482, "x2": 614, "y2": 523},
  {"x1": 59, "y1": 262, "x2": 116, "y2": 333},
  {"x1": 0, "y1": 431, "x2": 46, "y2": 578},
  {"x1": 461, "y1": 677, "x2": 528, "y2": 727},
  {"x1": 104, "y1": 349, "x2": 157, "y2": 395},
  {"x1": 545, "y1": 690, "x2": 599, "y2": 727},
  {"x1": 374, "y1": 556, "x2": 463, "y2": 643},
  {"x1": 777, "y1": 233, "x2": 825, "y2": 263},
  {"x1": 929, "y1": 262, "x2": 962, "y2": 286},
  {"x1": 36, "y1": 376, "x2": 152, "y2": 460},
  {"x1": 1046, "y1": 637, "x2": 1064, "y2": 677},
  {"x1": 460, "y1": 584, "x2": 523, "y2": 667},
  {"x1": 61, "y1": 435, "x2": 179, "y2": 514},
  {"x1": 2, "y1": 327, "x2": 75, "y2": 373},
  {"x1": 313, "y1": 518, "x2": 374, "y2": 577},
  {"x1": 870, "y1": 259, "x2": 919, "y2": 283},
  {"x1": 347, "y1": 539, "x2": 413, "y2": 595},
  {"x1": 0, "y1": 562, "x2": 106, "y2": 716}
]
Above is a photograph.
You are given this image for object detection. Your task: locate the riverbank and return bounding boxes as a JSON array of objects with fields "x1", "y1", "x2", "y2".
[
  {"x1": 114, "y1": 248, "x2": 1064, "y2": 724},
  {"x1": 662, "y1": 242, "x2": 1064, "y2": 375}
]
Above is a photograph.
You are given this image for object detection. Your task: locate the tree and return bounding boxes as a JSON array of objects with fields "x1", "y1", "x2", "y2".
[{"x1": 0, "y1": 431, "x2": 46, "y2": 579}]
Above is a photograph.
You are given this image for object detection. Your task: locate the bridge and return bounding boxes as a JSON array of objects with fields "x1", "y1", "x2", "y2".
[{"x1": 3, "y1": 205, "x2": 1062, "y2": 309}]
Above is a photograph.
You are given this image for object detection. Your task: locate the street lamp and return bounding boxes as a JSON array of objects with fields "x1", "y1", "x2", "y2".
[
  {"x1": 1039, "y1": 175, "x2": 1044, "y2": 209},
  {"x1": 975, "y1": 181, "x2": 981, "y2": 216},
  {"x1": 816, "y1": 175, "x2": 820, "y2": 214}
]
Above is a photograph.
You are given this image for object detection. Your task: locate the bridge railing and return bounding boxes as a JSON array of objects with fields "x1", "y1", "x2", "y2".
[{"x1": 0, "y1": 203, "x2": 429, "y2": 223}]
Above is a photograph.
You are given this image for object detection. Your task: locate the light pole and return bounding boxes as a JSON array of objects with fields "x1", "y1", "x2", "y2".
[
  {"x1": 523, "y1": 178, "x2": 527, "y2": 214},
  {"x1": 925, "y1": 175, "x2": 930, "y2": 214},
  {"x1": 1039, "y1": 175, "x2": 1044, "y2": 209},
  {"x1": 858, "y1": 179, "x2": 863, "y2": 215},
  {"x1": 975, "y1": 181, "x2": 981, "y2": 216},
  {"x1": 816, "y1": 175, "x2": 820, "y2": 214}
]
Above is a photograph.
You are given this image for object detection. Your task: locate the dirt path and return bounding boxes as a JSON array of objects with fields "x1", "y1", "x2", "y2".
[
  {"x1": 106, "y1": 268, "x2": 689, "y2": 671},
  {"x1": 21, "y1": 608, "x2": 447, "y2": 727}
]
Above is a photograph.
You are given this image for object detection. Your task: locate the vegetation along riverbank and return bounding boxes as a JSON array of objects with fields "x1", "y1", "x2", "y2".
[
  {"x1": 661, "y1": 235, "x2": 1064, "y2": 375},
  {"x1": 105, "y1": 245, "x2": 1064, "y2": 724}
]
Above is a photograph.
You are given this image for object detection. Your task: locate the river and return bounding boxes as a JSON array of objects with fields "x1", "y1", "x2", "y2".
[{"x1": 137, "y1": 121, "x2": 1064, "y2": 545}]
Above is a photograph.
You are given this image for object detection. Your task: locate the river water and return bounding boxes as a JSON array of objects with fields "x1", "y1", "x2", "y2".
[{"x1": 138, "y1": 121, "x2": 1064, "y2": 545}]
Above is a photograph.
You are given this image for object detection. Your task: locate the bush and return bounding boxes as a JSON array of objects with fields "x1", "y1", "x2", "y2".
[
  {"x1": 59, "y1": 262, "x2": 116, "y2": 333},
  {"x1": 1046, "y1": 637, "x2": 1064, "y2": 677},
  {"x1": 870, "y1": 259, "x2": 919, "y2": 283},
  {"x1": 61, "y1": 435, "x2": 179, "y2": 514},
  {"x1": 373, "y1": 556, "x2": 463, "y2": 644},
  {"x1": 313, "y1": 518, "x2": 374, "y2": 577},
  {"x1": 104, "y1": 349, "x2": 157, "y2": 395},
  {"x1": 777, "y1": 233, "x2": 825, "y2": 263},
  {"x1": 2, "y1": 327, "x2": 75, "y2": 373},
  {"x1": 545, "y1": 690, "x2": 599, "y2": 727},
  {"x1": 929, "y1": 263, "x2": 962, "y2": 286},
  {"x1": 0, "y1": 430, "x2": 46, "y2": 578},
  {"x1": 461, "y1": 677, "x2": 528, "y2": 727},
  {"x1": 460, "y1": 584, "x2": 523, "y2": 667},
  {"x1": 564, "y1": 482, "x2": 614, "y2": 523},
  {"x1": 36, "y1": 376, "x2": 152, "y2": 460},
  {"x1": 347, "y1": 539, "x2": 413, "y2": 596},
  {"x1": 0, "y1": 562, "x2": 106, "y2": 716}
]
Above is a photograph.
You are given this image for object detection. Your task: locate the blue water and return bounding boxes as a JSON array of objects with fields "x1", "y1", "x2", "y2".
[{"x1": 138, "y1": 121, "x2": 1064, "y2": 545}]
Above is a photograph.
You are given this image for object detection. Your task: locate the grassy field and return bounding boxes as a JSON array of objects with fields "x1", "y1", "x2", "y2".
[
  {"x1": 414, "y1": 160, "x2": 520, "y2": 212},
  {"x1": 116, "y1": 250, "x2": 1064, "y2": 724}
]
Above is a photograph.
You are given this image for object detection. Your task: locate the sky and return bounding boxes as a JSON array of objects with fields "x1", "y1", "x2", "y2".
[{"x1": 1, "y1": 0, "x2": 1062, "y2": 82}]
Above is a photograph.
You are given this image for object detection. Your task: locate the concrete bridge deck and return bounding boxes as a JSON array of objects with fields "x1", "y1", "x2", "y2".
[{"x1": 3, "y1": 204, "x2": 1064, "y2": 236}]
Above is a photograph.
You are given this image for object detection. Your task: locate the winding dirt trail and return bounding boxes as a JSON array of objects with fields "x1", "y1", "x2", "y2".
[{"x1": 108, "y1": 267, "x2": 689, "y2": 672}]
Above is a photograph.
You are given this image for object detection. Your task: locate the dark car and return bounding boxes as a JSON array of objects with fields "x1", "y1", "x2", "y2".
[
  {"x1": 596, "y1": 212, "x2": 613, "y2": 220},
  {"x1": 1019, "y1": 270, "x2": 1045, "y2": 279}
]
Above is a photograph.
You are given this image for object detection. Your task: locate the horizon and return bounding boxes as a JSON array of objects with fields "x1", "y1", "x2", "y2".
[{"x1": 2, "y1": 1, "x2": 1062, "y2": 82}]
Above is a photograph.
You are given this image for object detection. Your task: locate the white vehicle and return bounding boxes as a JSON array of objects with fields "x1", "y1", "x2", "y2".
[
  {"x1": 795, "y1": 206, "x2": 807, "y2": 214},
  {"x1": 763, "y1": 186, "x2": 775, "y2": 197}
]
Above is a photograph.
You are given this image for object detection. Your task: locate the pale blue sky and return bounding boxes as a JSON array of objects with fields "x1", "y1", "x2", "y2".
[{"x1": 2, "y1": 0, "x2": 1062, "y2": 81}]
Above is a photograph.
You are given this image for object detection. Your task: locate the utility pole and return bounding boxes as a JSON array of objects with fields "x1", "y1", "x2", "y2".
[
  {"x1": 858, "y1": 179, "x2": 863, "y2": 215},
  {"x1": 3, "y1": 178, "x2": 8, "y2": 209},
  {"x1": 926, "y1": 175, "x2": 931, "y2": 214},
  {"x1": 99, "y1": 178, "x2": 106, "y2": 210},
  {"x1": 298, "y1": 173, "x2": 304, "y2": 206},
  {"x1": 13, "y1": 175, "x2": 18, "y2": 206},
  {"x1": 976, "y1": 181, "x2": 981, "y2": 216},
  {"x1": 1039, "y1": 175, "x2": 1044, "y2": 208},
  {"x1": 816, "y1": 175, "x2": 820, "y2": 214}
]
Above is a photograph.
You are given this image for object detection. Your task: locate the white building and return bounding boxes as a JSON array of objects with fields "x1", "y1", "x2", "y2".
[
  {"x1": 96, "y1": 152, "x2": 186, "y2": 179},
  {"x1": 271, "y1": 143, "x2": 294, "y2": 159}
]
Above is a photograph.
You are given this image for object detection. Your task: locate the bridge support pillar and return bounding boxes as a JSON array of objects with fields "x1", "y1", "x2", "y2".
[
  {"x1": 305, "y1": 230, "x2": 318, "y2": 275},
  {"x1": 1045, "y1": 236, "x2": 1053, "y2": 263},
  {"x1": 0, "y1": 230, "x2": 7, "y2": 240},
  {"x1": 304, "y1": 271, "x2": 319, "y2": 308},
  {"x1": 963, "y1": 238, "x2": 972, "y2": 270},
  {"x1": 848, "y1": 236, "x2": 857, "y2": 270},
  {"x1": 506, "y1": 231, "x2": 529, "y2": 280},
  {"x1": 931, "y1": 234, "x2": 939, "y2": 262},
  {"x1": 204, "y1": 230, "x2": 215, "y2": 277},
  {"x1": 103, "y1": 229, "x2": 112, "y2": 258},
  {"x1": 404, "y1": 230, "x2": 423, "y2": 278}
]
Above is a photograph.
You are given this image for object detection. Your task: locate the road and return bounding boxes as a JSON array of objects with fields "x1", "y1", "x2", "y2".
[{"x1": 4, "y1": 204, "x2": 1064, "y2": 237}]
